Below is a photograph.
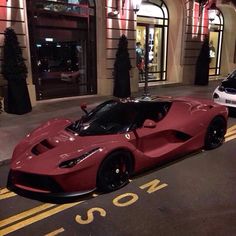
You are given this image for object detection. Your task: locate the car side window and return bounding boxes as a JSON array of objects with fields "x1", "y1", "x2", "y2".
[
  {"x1": 228, "y1": 70, "x2": 236, "y2": 80},
  {"x1": 135, "y1": 103, "x2": 162, "y2": 128},
  {"x1": 135, "y1": 101, "x2": 172, "y2": 128}
]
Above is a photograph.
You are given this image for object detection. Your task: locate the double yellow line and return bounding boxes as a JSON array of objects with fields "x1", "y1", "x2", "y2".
[
  {"x1": 225, "y1": 124, "x2": 236, "y2": 142},
  {"x1": 0, "y1": 201, "x2": 83, "y2": 235},
  {"x1": 0, "y1": 188, "x2": 16, "y2": 200}
]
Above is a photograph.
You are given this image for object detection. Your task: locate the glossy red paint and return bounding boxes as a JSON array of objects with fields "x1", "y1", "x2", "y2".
[{"x1": 8, "y1": 96, "x2": 228, "y2": 197}]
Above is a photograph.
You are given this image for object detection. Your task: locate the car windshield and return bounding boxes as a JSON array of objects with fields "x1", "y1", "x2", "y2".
[
  {"x1": 228, "y1": 70, "x2": 236, "y2": 80},
  {"x1": 67, "y1": 100, "x2": 139, "y2": 135}
]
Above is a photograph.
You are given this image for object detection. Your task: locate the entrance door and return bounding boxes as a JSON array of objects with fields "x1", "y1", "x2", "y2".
[
  {"x1": 209, "y1": 30, "x2": 221, "y2": 76},
  {"x1": 136, "y1": 24, "x2": 164, "y2": 82},
  {"x1": 208, "y1": 9, "x2": 224, "y2": 76},
  {"x1": 136, "y1": 1, "x2": 168, "y2": 84},
  {"x1": 27, "y1": 0, "x2": 96, "y2": 100}
]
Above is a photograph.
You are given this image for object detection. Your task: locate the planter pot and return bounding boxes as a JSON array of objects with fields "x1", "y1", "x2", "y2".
[{"x1": 5, "y1": 79, "x2": 32, "y2": 115}]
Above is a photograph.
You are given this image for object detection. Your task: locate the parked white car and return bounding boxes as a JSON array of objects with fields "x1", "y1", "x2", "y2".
[{"x1": 213, "y1": 69, "x2": 236, "y2": 108}]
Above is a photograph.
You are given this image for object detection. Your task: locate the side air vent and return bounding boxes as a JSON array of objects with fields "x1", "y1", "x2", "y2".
[
  {"x1": 32, "y1": 139, "x2": 55, "y2": 155},
  {"x1": 175, "y1": 131, "x2": 192, "y2": 142}
]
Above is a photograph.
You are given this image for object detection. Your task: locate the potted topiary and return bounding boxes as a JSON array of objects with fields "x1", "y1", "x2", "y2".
[
  {"x1": 195, "y1": 35, "x2": 210, "y2": 86},
  {"x1": 113, "y1": 34, "x2": 132, "y2": 101},
  {"x1": 2, "y1": 27, "x2": 32, "y2": 114},
  {"x1": 0, "y1": 96, "x2": 3, "y2": 113}
]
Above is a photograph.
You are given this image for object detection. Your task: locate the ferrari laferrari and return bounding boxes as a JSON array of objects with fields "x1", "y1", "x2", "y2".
[{"x1": 8, "y1": 96, "x2": 228, "y2": 198}]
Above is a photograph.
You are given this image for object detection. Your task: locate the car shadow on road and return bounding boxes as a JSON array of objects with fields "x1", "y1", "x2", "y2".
[
  {"x1": 8, "y1": 150, "x2": 204, "y2": 204},
  {"x1": 228, "y1": 108, "x2": 236, "y2": 118}
]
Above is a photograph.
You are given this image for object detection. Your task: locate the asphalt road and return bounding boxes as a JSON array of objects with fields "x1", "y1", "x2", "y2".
[{"x1": 1, "y1": 117, "x2": 236, "y2": 236}]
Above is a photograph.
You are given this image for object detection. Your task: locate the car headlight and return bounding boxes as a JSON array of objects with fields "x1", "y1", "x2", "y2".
[
  {"x1": 218, "y1": 85, "x2": 225, "y2": 92},
  {"x1": 59, "y1": 147, "x2": 101, "y2": 168},
  {"x1": 213, "y1": 93, "x2": 219, "y2": 99}
]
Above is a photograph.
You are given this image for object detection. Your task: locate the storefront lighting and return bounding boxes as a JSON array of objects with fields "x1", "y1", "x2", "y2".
[
  {"x1": 133, "y1": 0, "x2": 142, "y2": 13},
  {"x1": 208, "y1": 2, "x2": 219, "y2": 22},
  {"x1": 107, "y1": 0, "x2": 119, "y2": 18},
  {"x1": 45, "y1": 38, "x2": 53, "y2": 42},
  {"x1": 108, "y1": 9, "x2": 119, "y2": 18}
]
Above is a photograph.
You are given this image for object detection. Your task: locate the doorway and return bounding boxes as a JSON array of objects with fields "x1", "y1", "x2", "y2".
[
  {"x1": 136, "y1": 0, "x2": 168, "y2": 84},
  {"x1": 136, "y1": 24, "x2": 164, "y2": 82},
  {"x1": 209, "y1": 10, "x2": 224, "y2": 76},
  {"x1": 26, "y1": 0, "x2": 97, "y2": 100}
]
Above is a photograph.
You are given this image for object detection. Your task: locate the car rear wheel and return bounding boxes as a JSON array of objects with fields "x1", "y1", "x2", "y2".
[
  {"x1": 204, "y1": 116, "x2": 226, "y2": 150},
  {"x1": 97, "y1": 151, "x2": 132, "y2": 192}
]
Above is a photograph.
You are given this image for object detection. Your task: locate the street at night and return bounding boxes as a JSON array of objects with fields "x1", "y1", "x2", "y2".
[
  {"x1": 1, "y1": 115, "x2": 236, "y2": 236},
  {"x1": 0, "y1": 0, "x2": 236, "y2": 235}
]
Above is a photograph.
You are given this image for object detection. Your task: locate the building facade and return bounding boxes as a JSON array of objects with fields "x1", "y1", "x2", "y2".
[{"x1": 0, "y1": 0, "x2": 235, "y2": 105}]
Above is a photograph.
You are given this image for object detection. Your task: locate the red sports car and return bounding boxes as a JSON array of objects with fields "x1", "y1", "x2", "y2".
[{"x1": 8, "y1": 96, "x2": 228, "y2": 198}]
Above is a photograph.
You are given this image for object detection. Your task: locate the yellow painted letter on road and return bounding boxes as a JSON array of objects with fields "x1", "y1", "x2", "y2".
[
  {"x1": 139, "y1": 179, "x2": 168, "y2": 194},
  {"x1": 75, "y1": 207, "x2": 106, "y2": 225},
  {"x1": 113, "y1": 193, "x2": 139, "y2": 207}
]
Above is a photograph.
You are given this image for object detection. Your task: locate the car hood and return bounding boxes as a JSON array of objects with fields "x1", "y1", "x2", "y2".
[{"x1": 10, "y1": 118, "x2": 128, "y2": 174}]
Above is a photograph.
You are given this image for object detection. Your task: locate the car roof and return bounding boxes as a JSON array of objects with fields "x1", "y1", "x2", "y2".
[{"x1": 112, "y1": 96, "x2": 173, "y2": 104}]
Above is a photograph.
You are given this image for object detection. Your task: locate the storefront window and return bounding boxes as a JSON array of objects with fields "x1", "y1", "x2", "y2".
[
  {"x1": 27, "y1": 0, "x2": 96, "y2": 100},
  {"x1": 136, "y1": 0, "x2": 168, "y2": 84},
  {"x1": 35, "y1": 0, "x2": 89, "y2": 16},
  {"x1": 209, "y1": 10, "x2": 224, "y2": 76},
  {"x1": 36, "y1": 40, "x2": 87, "y2": 98},
  {"x1": 136, "y1": 25, "x2": 163, "y2": 82}
]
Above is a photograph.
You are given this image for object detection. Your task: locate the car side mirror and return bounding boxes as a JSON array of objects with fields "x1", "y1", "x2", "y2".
[
  {"x1": 143, "y1": 119, "x2": 156, "y2": 128},
  {"x1": 80, "y1": 103, "x2": 88, "y2": 114}
]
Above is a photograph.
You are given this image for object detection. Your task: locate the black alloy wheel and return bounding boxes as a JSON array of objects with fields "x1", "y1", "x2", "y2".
[
  {"x1": 97, "y1": 151, "x2": 132, "y2": 192},
  {"x1": 204, "y1": 116, "x2": 226, "y2": 150}
]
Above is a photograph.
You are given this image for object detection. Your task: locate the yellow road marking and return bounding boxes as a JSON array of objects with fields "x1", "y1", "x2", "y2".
[
  {"x1": 0, "y1": 188, "x2": 10, "y2": 195},
  {"x1": 0, "y1": 203, "x2": 56, "y2": 228},
  {"x1": 0, "y1": 188, "x2": 17, "y2": 200},
  {"x1": 225, "y1": 125, "x2": 236, "y2": 142},
  {"x1": 44, "y1": 227, "x2": 65, "y2": 236},
  {"x1": 226, "y1": 124, "x2": 236, "y2": 133},
  {"x1": 0, "y1": 192, "x2": 17, "y2": 200},
  {"x1": 0, "y1": 201, "x2": 83, "y2": 236},
  {"x1": 225, "y1": 134, "x2": 236, "y2": 143},
  {"x1": 224, "y1": 125, "x2": 236, "y2": 142},
  {"x1": 225, "y1": 129, "x2": 236, "y2": 137},
  {"x1": 0, "y1": 125, "x2": 235, "y2": 234}
]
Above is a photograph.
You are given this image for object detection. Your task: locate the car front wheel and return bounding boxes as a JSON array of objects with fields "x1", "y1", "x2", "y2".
[
  {"x1": 97, "y1": 151, "x2": 132, "y2": 192},
  {"x1": 204, "y1": 116, "x2": 226, "y2": 150}
]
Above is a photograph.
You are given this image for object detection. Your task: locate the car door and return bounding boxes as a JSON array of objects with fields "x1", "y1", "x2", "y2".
[{"x1": 133, "y1": 102, "x2": 187, "y2": 159}]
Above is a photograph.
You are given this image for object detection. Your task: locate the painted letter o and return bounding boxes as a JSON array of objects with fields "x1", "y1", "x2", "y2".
[{"x1": 113, "y1": 193, "x2": 139, "y2": 207}]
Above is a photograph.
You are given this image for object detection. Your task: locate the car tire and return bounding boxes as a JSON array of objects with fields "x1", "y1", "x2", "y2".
[
  {"x1": 97, "y1": 151, "x2": 132, "y2": 193},
  {"x1": 204, "y1": 116, "x2": 226, "y2": 150}
]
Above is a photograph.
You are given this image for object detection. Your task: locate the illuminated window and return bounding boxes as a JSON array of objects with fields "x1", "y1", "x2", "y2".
[
  {"x1": 209, "y1": 10, "x2": 224, "y2": 76},
  {"x1": 136, "y1": 0, "x2": 168, "y2": 83}
]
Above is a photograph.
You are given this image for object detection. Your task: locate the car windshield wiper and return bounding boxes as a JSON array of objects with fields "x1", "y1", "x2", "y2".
[{"x1": 73, "y1": 117, "x2": 85, "y2": 132}]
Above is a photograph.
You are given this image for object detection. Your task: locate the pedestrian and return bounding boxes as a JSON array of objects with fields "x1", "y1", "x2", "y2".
[{"x1": 113, "y1": 34, "x2": 132, "y2": 102}]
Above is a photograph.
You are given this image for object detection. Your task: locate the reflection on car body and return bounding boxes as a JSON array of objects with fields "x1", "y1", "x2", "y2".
[{"x1": 7, "y1": 96, "x2": 228, "y2": 200}]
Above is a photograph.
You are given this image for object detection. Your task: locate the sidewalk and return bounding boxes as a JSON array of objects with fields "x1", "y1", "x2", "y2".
[{"x1": 0, "y1": 80, "x2": 221, "y2": 165}]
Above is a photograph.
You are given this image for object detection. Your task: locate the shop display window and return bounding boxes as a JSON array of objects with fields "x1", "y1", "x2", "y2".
[{"x1": 136, "y1": 0, "x2": 168, "y2": 83}]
